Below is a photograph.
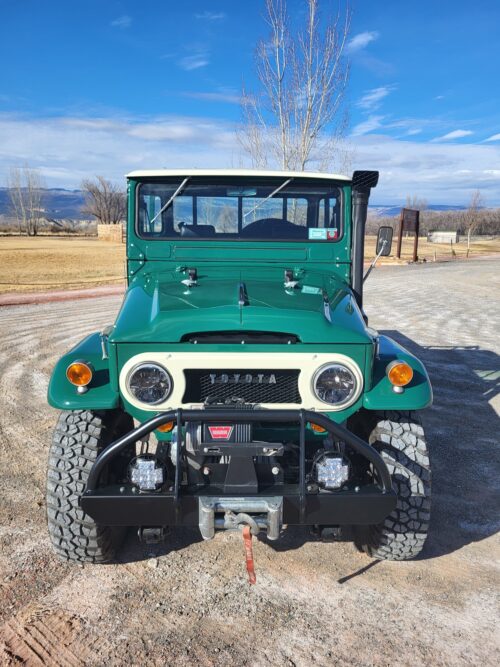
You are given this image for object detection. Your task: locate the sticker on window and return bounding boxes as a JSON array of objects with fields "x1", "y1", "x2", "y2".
[
  {"x1": 301, "y1": 285, "x2": 322, "y2": 295},
  {"x1": 309, "y1": 229, "x2": 327, "y2": 240},
  {"x1": 327, "y1": 229, "x2": 338, "y2": 240}
]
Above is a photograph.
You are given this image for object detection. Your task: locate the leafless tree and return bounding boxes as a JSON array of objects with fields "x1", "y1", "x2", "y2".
[
  {"x1": 7, "y1": 165, "x2": 46, "y2": 236},
  {"x1": 463, "y1": 189, "x2": 484, "y2": 256},
  {"x1": 81, "y1": 176, "x2": 126, "y2": 225},
  {"x1": 240, "y1": 0, "x2": 351, "y2": 172},
  {"x1": 405, "y1": 195, "x2": 428, "y2": 211}
]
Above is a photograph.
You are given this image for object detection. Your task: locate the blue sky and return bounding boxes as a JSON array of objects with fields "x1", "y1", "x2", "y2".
[{"x1": 1, "y1": 0, "x2": 499, "y2": 204}]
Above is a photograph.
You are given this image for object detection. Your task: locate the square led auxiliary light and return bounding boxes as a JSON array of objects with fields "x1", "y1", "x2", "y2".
[
  {"x1": 129, "y1": 456, "x2": 164, "y2": 491},
  {"x1": 315, "y1": 454, "x2": 349, "y2": 489}
]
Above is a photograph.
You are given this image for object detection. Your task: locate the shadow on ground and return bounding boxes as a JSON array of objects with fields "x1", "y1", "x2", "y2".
[
  {"x1": 382, "y1": 330, "x2": 500, "y2": 561},
  {"x1": 116, "y1": 330, "x2": 500, "y2": 565}
]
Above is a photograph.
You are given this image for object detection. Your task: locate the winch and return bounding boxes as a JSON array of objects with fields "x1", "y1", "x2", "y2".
[{"x1": 170, "y1": 402, "x2": 285, "y2": 494}]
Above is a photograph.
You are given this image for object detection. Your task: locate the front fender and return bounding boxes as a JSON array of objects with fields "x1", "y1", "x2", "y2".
[
  {"x1": 363, "y1": 335, "x2": 433, "y2": 411},
  {"x1": 47, "y1": 333, "x2": 120, "y2": 410}
]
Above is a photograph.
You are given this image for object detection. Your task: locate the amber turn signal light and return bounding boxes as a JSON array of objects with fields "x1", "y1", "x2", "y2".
[
  {"x1": 386, "y1": 360, "x2": 413, "y2": 387},
  {"x1": 66, "y1": 361, "x2": 93, "y2": 387},
  {"x1": 310, "y1": 423, "x2": 327, "y2": 433},
  {"x1": 157, "y1": 421, "x2": 174, "y2": 433}
]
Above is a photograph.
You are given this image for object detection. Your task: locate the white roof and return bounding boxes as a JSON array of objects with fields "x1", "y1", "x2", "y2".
[{"x1": 126, "y1": 168, "x2": 350, "y2": 181}]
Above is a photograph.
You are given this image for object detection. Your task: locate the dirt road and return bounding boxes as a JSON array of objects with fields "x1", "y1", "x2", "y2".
[{"x1": 0, "y1": 260, "x2": 499, "y2": 666}]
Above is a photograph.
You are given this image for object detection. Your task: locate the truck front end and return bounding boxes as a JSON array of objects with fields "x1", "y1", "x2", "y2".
[{"x1": 47, "y1": 170, "x2": 432, "y2": 564}]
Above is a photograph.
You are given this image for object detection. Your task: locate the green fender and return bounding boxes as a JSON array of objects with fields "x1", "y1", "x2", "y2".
[
  {"x1": 47, "y1": 333, "x2": 120, "y2": 410},
  {"x1": 363, "y1": 335, "x2": 432, "y2": 411}
]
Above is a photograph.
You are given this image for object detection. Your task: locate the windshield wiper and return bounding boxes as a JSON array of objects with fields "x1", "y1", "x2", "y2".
[
  {"x1": 149, "y1": 177, "x2": 190, "y2": 226},
  {"x1": 243, "y1": 178, "x2": 293, "y2": 220}
]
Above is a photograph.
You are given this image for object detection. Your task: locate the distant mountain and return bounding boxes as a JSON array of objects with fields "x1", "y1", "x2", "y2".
[
  {"x1": 0, "y1": 187, "x2": 87, "y2": 220},
  {"x1": 369, "y1": 204, "x2": 467, "y2": 218},
  {"x1": 0, "y1": 187, "x2": 469, "y2": 221}
]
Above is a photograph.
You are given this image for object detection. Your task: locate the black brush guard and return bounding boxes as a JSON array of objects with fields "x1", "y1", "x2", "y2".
[{"x1": 81, "y1": 409, "x2": 396, "y2": 527}]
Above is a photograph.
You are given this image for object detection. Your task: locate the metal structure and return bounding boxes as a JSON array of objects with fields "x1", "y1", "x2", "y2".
[{"x1": 396, "y1": 208, "x2": 420, "y2": 262}]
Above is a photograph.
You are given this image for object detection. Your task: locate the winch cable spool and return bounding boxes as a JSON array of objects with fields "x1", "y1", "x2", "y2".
[{"x1": 242, "y1": 526, "x2": 257, "y2": 585}]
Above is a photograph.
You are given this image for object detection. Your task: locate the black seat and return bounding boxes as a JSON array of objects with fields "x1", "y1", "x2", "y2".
[{"x1": 179, "y1": 223, "x2": 216, "y2": 237}]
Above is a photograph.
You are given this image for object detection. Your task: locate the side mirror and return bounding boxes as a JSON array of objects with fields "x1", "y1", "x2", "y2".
[{"x1": 376, "y1": 226, "x2": 393, "y2": 256}]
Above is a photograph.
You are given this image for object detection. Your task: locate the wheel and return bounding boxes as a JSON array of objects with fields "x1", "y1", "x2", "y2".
[
  {"x1": 46, "y1": 409, "x2": 134, "y2": 563},
  {"x1": 354, "y1": 410, "x2": 431, "y2": 560}
]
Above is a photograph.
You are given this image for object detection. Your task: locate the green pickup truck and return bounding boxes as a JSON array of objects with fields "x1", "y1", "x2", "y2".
[{"x1": 47, "y1": 169, "x2": 432, "y2": 565}]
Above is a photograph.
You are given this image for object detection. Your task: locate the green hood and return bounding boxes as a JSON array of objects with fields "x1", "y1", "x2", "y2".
[{"x1": 110, "y1": 267, "x2": 371, "y2": 344}]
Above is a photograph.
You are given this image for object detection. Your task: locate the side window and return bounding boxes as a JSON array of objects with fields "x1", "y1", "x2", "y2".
[
  {"x1": 139, "y1": 194, "x2": 162, "y2": 234},
  {"x1": 319, "y1": 197, "x2": 340, "y2": 236}
]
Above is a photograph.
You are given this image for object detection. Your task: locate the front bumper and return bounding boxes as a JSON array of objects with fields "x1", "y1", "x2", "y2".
[{"x1": 81, "y1": 409, "x2": 396, "y2": 528}]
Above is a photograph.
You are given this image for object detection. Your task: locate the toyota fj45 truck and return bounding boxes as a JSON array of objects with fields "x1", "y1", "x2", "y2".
[{"x1": 47, "y1": 169, "x2": 432, "y2": 566}]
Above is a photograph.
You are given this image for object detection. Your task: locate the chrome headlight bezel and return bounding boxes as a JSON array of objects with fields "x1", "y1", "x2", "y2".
[
  {"x1": 126, "y1": 362, "x2": 173, "y2": 405},
  {"x1": 311, "y1": 361, "x2": 363, "y2": 409}
]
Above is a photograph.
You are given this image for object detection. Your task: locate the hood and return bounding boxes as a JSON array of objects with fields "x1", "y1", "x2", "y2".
[{"x1": 110, "y1": 267, "x2": 371, "y2": 344}]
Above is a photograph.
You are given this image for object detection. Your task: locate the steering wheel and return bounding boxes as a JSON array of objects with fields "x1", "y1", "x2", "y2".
[{"x1": 241, "y1": 217, "x2": 305, "y2": 238}]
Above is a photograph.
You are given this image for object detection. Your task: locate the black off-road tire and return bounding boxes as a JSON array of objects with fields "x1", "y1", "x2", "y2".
[
  {"x1": 46, "y1": 409, "x2": 133, "y2": 563},
  {"x1": 355, "y1": 410, "x2": 431, "y2": 560}
]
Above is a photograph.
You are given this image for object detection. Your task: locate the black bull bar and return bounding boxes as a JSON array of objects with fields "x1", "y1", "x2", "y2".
[{"x1": 81, "y1": 409, "x2": 396, "y2": 527}]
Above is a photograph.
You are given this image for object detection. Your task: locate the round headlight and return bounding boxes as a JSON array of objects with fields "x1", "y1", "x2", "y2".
[
  {"x1": 313, "y1": 363, "x2": 358, "y2": 406},
  {"x1": 127, "y1": 363, "x2": 172, "y2": 405}
]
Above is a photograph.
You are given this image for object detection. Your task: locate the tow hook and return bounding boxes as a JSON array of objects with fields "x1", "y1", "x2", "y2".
[{"x1": 224, "y1": 511, "x2": 260, "y2": 535}]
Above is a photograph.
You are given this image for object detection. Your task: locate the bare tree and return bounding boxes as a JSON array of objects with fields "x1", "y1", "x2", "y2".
[
  {"x1": 7, "y1": 165, "x2": 46, "y2": 236},
  {"x1": 463, "y1": 190, "x2": 484, "y2": 256},
  {"x1": 240, "y1": 0, "x2": 351, "y2": 172},
  {"x1": 81, "y1": 175, "x2": 126, "y2": 225},
  {"x1": 405, "y1": 195, "x2": 428, "y2": 211}
]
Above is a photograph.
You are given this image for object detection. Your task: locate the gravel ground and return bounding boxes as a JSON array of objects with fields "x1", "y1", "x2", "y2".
[{"x1": 0, "y1": 259, "x2": 499, "y2": 666}]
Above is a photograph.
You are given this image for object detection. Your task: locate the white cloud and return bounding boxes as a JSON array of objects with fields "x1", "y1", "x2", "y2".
[
  {"x1": 433, "y1": 129, "x2": 474, "y2": 141},
  {"x1": 351, "y1": 115, "x2": 385, "y2": 136},
  {"x1": 434, "y1": 95, "x2": 445, "y2": 100},
  {"x1": 346, "y1": 31, "x2": 379, "y2": 53},
  {"x1": 357, "y1": 86, "x2": 395, "y2": 111},
  {"x1": 353, "y1": 134, "x2": 500, "y2": 204},
  {"x1": 110, "y1": 15, "x2": 131, "y2": 29},
  {"x1": 178, "y1": 53, "x2": 210, "y2": 71},
  {"x1": 485, "y1": 133, "x2": 500, "y2": 142},
  {"x1": 0, "y1": 113, "x2": 499, "y2": 205},
  {"x1": 182, "y1": 91, "x2": 241, "y2": 104},
  {"x1": 195, "y1": 11, "x2": 226, "y2": 20}
]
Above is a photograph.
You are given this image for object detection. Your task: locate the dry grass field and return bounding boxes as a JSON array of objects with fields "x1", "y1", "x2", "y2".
[
  {"x1": 0, "y1": 237, "x2": 126, "y2": 293},
  {"x1": 364, "y1": 234, "x2": 500, "y2": 263},
  {"x1": 0, "y1": 234, "x2": 499, "y2": 294}
]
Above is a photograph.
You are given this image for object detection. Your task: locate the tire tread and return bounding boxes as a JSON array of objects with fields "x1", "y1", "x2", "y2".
[
  {"x1": 361, "y1": 410, "x2": 431, "y2": 561},
  {"x1": 46, "y1": 410, "x2": 124, "y2": 563}
]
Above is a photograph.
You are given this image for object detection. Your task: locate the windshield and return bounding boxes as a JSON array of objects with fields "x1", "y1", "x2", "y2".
[{"x1": 136, "y1": 179, "x2": 342, "y2": 241}]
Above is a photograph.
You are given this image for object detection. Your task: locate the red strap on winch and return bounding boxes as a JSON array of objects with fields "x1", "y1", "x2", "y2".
[{"x1": 242, "y1": 525, "x2": 256, "y2": 585}]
